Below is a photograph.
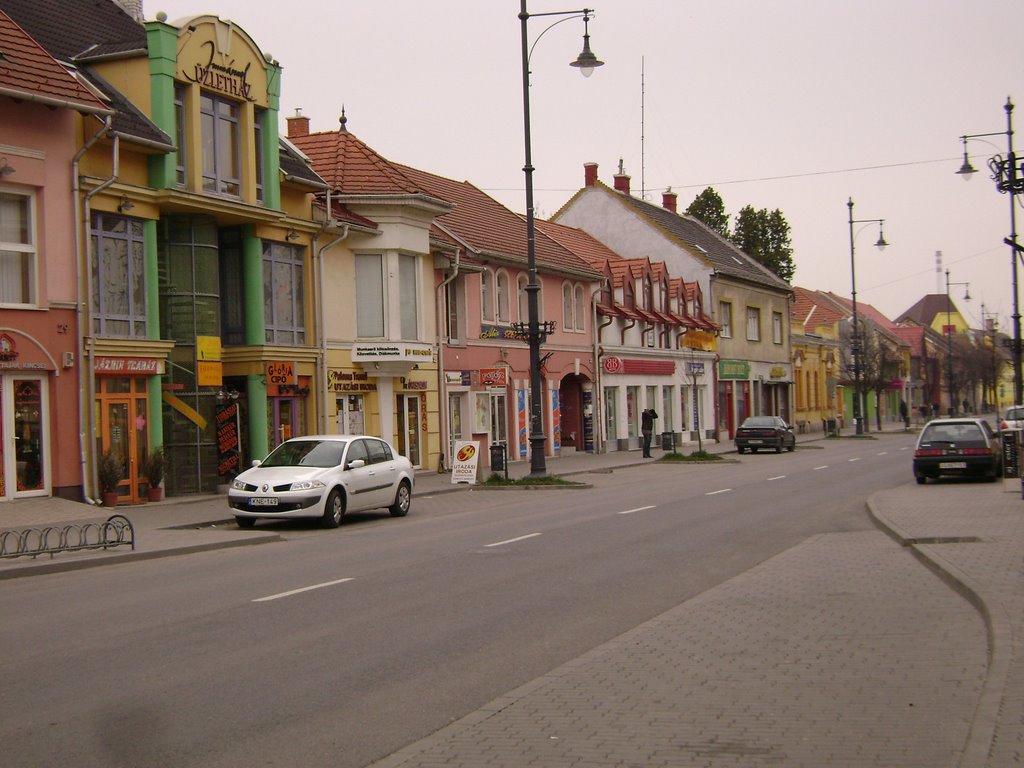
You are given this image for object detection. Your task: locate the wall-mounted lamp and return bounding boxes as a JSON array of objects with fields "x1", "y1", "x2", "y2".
[
  {"x1": 285, "y1": 229, "x2": 300, "y2": 242},
  {"x1": 118, "y1": 195, "x2": 135, "y2": 213},
  {"x1": 0, "y1": 157, "x2": 15, "y2": 177}
]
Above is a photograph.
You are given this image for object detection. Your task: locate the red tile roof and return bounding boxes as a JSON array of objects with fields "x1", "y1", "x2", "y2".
[
  {"x1": 291, "y1": 129, "x2": 430, "y2": 197},
  {"x1": 0, "y1": 9, "x2": 108, "y2": 114}
]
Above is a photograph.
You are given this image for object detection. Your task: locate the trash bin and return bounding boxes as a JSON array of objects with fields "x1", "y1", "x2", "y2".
[
  {"x1": 489, "y1": 442, "x2": 506, "y2": 475},
  {"x1": 826, "y1": 418, "x2": 837, "y2": 437},
  {"x1": 661, "y1": 432, "x2": 675, "y2": 452}
]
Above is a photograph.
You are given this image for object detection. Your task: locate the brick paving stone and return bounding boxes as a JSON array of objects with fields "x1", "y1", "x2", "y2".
[{"x1": 372, "y1": 531, "x2": 987, "y2": 768}]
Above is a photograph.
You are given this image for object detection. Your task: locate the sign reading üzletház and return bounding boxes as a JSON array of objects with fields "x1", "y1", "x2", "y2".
[{"x1": 352, "y1": 343, "x2": 434, "y2": 363}]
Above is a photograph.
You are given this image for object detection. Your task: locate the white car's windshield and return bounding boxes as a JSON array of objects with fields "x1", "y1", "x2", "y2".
[{"x1": 261, "y1": 440, "x2": 346, "y2": 468}]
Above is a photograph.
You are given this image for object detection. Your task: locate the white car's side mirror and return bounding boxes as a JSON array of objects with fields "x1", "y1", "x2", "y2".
[
  {"x1": 251, "y1": 459, "x2": 262, "y2": 468},
  {"x1": 347, "y1": 459, "x2": 366, "y2": 469}
]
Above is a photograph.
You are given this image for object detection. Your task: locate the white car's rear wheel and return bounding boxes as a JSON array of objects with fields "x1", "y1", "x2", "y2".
[{"x1": 389, "y1": 480, "x2": 411, "y2": 517}]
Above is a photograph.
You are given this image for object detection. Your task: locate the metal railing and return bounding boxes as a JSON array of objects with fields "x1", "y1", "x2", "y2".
[{"x1": 0, "y1": 514, "x2": 135, "y2": 560}]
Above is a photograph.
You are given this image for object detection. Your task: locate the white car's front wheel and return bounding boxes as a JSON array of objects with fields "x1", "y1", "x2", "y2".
[{"x1": 321, "y1": 488, "x2": 345, "y2": 528}]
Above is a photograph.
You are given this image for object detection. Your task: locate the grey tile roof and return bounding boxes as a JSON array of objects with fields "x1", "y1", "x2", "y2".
[
  {"x1": 615, "y1": 191, "x2": 792, "y2": 292},
  {"x1": 78, "y1": 66, "x2": 173, "y2": 149},
  {"x1": 0, "y1": 0, "x2": 146, "y2": 63}
]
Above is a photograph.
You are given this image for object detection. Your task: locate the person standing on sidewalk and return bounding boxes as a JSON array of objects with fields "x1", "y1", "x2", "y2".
[{"x1": 641, "y1": 408, "x2": 658, "y2": 457}]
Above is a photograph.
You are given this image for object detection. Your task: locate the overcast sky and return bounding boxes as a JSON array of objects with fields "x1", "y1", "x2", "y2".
[{"x1": 153, "y1": 0, "x2": 1023, "y2": 330}]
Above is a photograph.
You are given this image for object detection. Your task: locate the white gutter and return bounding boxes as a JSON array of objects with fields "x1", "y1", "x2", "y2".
[
  {"x1": 72, "y1": 116, "x2": 113, "y2": 502},
  {"x1": 435, "y1": 246, "x2": 462, "y2": 470}
]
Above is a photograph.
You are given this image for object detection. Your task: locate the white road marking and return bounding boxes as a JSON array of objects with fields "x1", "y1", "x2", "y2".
[
  {"x1": 767, "y1": 475, "x2": 786, "y2": 481},
  {"x1": 485, "y1": 532, "x2": 542, "y2": 548},
  {"x1": 877, "y1": 451, "x2": 888, "y2": 456},
  {"x1": 618, "y1": 505, "x2": 656, "y2": 515},
  {"x1": 254, "y1": 577, "x2": 355, "y2": 603},
  {"x1": 814, "y1": 465, "x2": 829, "y2": 470},
  {"x1": 706, "y1": 488, "x2": 732, "y2": 496},
  {"x1": 849, "y1": 457, "x2": 861, "y2": 462}
]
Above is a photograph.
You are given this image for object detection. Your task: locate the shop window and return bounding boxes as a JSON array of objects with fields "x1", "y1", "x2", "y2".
[
  {"x1": 445, "y1": 278, "x2": 463, "y2": 344},
  {"x1": 263, "y1": 240, "x2": 305, "y2": 345},
  {"x1": 355, "y1": 253, "x2": 384, "y2": 338},
  {"x1": 0, "y1": 189, "x2": 36, "y2": 306},
  {"x1": 200, "y1": 93, "x2": 241, "y2": 197},
  {"x1": 91, "y1": 213, "x2": 147, "y2": 337}
]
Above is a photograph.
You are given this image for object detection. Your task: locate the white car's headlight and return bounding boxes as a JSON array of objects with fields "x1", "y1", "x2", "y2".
[
  {"x1": 231, "y1": 478, "x2": 248, "y2": 491},
  {"x1": 289, "y1": 479, "x2": 326, "y2": 491}
]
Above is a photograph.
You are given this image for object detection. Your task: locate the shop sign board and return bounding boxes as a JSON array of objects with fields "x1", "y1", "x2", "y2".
[{"x1": 451, "y1": 441, "x2": 480, "y2": 485}]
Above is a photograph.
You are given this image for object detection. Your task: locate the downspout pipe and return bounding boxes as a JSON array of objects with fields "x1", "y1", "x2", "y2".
[
  {"x1": 620, "y1": 317, "x2": 636, "y2": 346},
  {"x1": 72, "y1": 116, "x2": 113, "y2": 503},
  {"x1": 436, "y1": 247, "x2": 462, "y2": 471},
  {"x1": 314, "y1": 190, "x2": 350, "y2": 433}
]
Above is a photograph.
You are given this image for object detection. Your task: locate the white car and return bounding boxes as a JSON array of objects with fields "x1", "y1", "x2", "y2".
[
  {"x1": 999, "y1": 405, "x2": 1024, "y2": 433},
  {"x1": 228, "y1": 435, "x2": 414, "y2": 529}
]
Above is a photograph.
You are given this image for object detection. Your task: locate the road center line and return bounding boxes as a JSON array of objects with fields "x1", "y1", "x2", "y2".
[
  {"x1": 849, "y1": 457, "x2": 861, "y2": 462},
  {"x1": 767, "y1": 475, "x2": 786, "y2": 481},
  {"x1": 618, "y1": 505, "x2": 656, "y2": 515},
  {"x1": 877, "y1": 451, "x2": 888, "y2": 456},
  {"x1": 706, "y1": 488, "x2": 732, "y2": 496},
  {"x1": 485, "y1": 532, "x2": 542, "y2": 548},
  {"x1": 254, "y1": 577, "x2": 355, "y2": 603},
  {"x1": 814, "y1": 465, "x2": 829, "y2": 470}
]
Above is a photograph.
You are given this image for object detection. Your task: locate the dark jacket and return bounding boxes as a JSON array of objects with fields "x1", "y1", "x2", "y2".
[{"x1": 641, "y1": 409, "x2": 657, "y2": 432}]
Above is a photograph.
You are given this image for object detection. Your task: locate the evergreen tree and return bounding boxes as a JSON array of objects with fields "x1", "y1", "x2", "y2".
[
  {"x1": 685, "y1": 187, "x2": 730, "y2": 238},
  {"x1": 731, "y1": 205, "x2": 795, "y2": 283}
]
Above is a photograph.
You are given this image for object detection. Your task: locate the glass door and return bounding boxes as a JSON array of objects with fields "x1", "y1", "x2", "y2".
[
  {"x1": 396, "y1": 394, "x2": 421, "y2": 467},
  {"x1": 10, "y1": 377, "x2": 47, "y2": 496},
  {"x1": 272, "y1": 397, "x2": 298, "y2": 448}
]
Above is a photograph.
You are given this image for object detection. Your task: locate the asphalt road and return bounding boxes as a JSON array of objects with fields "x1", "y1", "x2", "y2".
[{"x1": 0, "y1": 433, "x2": 919, "y2": 767}]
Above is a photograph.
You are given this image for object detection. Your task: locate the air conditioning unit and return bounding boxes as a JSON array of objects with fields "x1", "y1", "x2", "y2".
[{"x1": 62, "y1": 351, "x2": 74, "y2": 368}]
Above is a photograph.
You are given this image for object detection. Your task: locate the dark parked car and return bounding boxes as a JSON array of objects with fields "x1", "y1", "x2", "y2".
[
  {"x1": 913, "y1": 418, "x2": 1002, "y2": 484},
  {"x1": 735, "y1": 416, "x2": 795, "y2": 454}
]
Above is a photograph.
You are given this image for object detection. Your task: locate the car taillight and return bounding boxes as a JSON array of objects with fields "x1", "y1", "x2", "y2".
[
  {"x1": 915, "y1": 449, "x2": 944, "y2": 457},
  {"x1": 962, "y1": 448, "x2": 992, "y2": 456},
  {"x1": 1000, "y1": 421, "x2": 1009, "y2": 431}
]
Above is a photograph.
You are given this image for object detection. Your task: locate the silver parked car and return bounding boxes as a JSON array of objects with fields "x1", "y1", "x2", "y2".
[{"x1": 228, "y1": 435, "x2": 414, "y2": 528}]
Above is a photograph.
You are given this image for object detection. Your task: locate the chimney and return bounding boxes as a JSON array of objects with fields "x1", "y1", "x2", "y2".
[
  {"x1": 613, "y1": 171, "x2": 630, "y2": 195},
  {"x1": 613, "y1": 158, "x2": 630, "y2": 195},
  {"x1": 662, "y1": 187, "x2": 677, "y2": 213},
  {"x1": 286, "y1": 109, "x2": 310, "y2": 138},
  {"x1": 584, "y1": 162, "x2": 598, "y2": 187},
  {"x1": 113, "y1": 0, "x2": 144, "y2": 22}
]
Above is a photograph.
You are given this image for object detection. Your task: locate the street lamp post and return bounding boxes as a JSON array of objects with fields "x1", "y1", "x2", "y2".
[
  {"x1": 944, "y1": 270, "x2": 971, "y2": 416},
  {"x1": 514, "y1": 2, "x2": 603, "y2": 476},
  {"x1": 957, "y1": 97, "x2": 1023, "y2": 406},
  {"x1": 846, "y1": 198, "x2": 889, "y2": 435}
]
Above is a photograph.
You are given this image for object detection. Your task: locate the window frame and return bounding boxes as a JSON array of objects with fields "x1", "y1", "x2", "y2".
[
  {"x1": 263, "y1": 240, "x2": 306, "y2": 346},
  {"x1": 0, "y1": 187, "x2": 37, "y2": 307},
  {"x1": 200, "y1": 92, "x2": 242, "y2": 198},
  {"x1": 772, "y1": 311, "x2": 783, "y2": 344},
  {"x1": 355, "y1": 253, "x2": 384, "y2": 339},
  {"x1": 480, "y1": 268, "x2": 494, "y2": 323},
  {"x1": 91, "y1": 212, "x2": 148, "y2": 337},
  {"x1": 495, "y1": 269, "x2": 510, "y2": 324},
  {"x1": 718, "y1": 301, "x2": 732, "y2": 338},
  {"x1": 399, "y1": 253, "x2": 418, "y2": 339},
  {"x1": 746, "y1": 306, "x2": 761, "y2": 342}
]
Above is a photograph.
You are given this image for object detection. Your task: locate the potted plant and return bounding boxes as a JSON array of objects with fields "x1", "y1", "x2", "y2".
[
  {"x1": 145, "y1": 447, "x2": 165, "y2": 502},
  {"x1": 97, "y1": 451, "x2": 124, "y2": 507}
]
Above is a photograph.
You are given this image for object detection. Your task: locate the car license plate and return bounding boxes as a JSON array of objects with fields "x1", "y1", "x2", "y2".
[
  {"x1": 748, "y1": 439, "x2": 762, "y2": 444},
  {"x1": 250, "y1": 497, "x2": 279, "y2": 507},
  {"x1": 939, "y1": 462, "x2": 967, "y2": 469}
]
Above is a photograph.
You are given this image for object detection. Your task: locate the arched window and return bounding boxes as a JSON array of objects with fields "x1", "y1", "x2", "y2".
[
  {"x1": 562, "y1": 282, "x2": 574, "y2": 330},
  {"x1": 574, "y1": 284, "x2": 586, "y2": 331},
  {"x1": 517, "y1": 274, "x2": 529, "y2": 322},
  {"x1": 496, "y1": 269, "x2": 510, "y2": 323},
  {"x1": 480, "y1": 268, "x2": 494, "y2": 322}
]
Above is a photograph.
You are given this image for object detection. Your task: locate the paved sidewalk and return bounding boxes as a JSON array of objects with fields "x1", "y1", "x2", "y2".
[{"x1": 2, "y1": 420, "x2": 1021, "y2": 766}]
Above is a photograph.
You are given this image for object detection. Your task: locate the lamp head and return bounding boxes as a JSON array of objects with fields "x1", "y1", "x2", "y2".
[
  {"x1": 569, "y1": 12, "x2": 603, "y2": 77},
  {"x1": 874, "y1": 222, "x2": 888, "y2": 251},
  {"x1": 956, "y1": 139, "x2": 977, "y2": 181}
]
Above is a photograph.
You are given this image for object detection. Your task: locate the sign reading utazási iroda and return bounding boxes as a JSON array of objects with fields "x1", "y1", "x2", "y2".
[{"x1": 451, "y1": 441, "x2": 480, "y2": 485}]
